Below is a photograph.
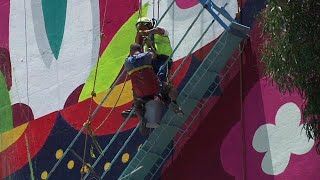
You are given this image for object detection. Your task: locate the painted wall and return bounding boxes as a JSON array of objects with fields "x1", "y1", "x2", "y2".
[{"x1": 0, "y1": 0, "x2": 319, "y2": 179}]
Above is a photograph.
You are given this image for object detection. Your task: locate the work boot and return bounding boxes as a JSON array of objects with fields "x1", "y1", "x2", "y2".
[
  {"x1": 139, "y1": 118, "x2": 150, "y2": 136},
  {"x1": 146, "y1": 121, "x2": 160, "y2": 128},
  {"x1": 121, "y1": 107, "x2": 137, "y2": 118},
  {"x1": 169, "y1": 101, "x2": 184, "y2": 117}
]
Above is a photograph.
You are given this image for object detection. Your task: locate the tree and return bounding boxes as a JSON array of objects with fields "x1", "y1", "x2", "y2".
[{"x1": 260, "y1": 0, "x2": 320, "y2": 151}]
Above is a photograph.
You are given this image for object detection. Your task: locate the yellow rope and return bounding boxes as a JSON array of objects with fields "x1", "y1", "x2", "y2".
[
  {"x1": 80, "y1": 0, "x2": 109, "y2": 177},
  {"x1": 94, "y1": 73, "x2": 128, "y2": 133}
]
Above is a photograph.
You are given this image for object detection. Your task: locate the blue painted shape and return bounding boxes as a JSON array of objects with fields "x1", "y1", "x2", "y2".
[{"x1": 8, "y1": 114, "x2": 146, "y2": 180}]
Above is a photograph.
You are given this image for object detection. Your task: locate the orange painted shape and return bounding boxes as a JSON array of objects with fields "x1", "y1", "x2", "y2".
[
  {"x1": 0, "y1": 123, "x2": 29, "y2": 152},
  {"x1": 93, "y1": 81, "x2": 133, "y2": 107}
]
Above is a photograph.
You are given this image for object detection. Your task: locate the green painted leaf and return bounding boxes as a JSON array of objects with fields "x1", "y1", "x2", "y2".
[
  {"x1": 79, "y1": 4, "x2": 148, "y2": 101},
  {"x1": 0, "y1": 72, "x2": 13, "y2": 133}
]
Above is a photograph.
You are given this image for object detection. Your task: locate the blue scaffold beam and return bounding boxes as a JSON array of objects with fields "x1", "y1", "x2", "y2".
[{"x1": 199, "y1": 0, "x2": 236, "y2": 31}]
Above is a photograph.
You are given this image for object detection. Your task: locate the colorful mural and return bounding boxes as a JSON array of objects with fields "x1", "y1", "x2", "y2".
[{"x1": 1, "y1": 0, "x2": 319, "y2": 179}]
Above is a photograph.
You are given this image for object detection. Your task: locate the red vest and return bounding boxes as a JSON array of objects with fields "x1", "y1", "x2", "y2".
[
  {"x1": 130, "y1": 67, "x2": 159, "y2": 97},
  {"x1": 124, "y1": 53, "x2": 160, "y2": 98}
]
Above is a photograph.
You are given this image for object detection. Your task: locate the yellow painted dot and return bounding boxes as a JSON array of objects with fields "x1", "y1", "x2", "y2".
[
  {"x1": 122, "y1": 153, "x2": 130, "y2": 163},
  {"x1": 41, "y1": 171, "x2": 48, "y2": 180},
  {"x1": 55, "y1": 149, "x2": 64, "y2": 159},
  {"x1": 67, "y1": 160, "x2": 75, "y2": 169},
  {"x1": 138, "y1": 144, "x2": 142, "y2": 151},
  {"x1": 104, "y1": 162, "x2": 111, "y2": 171}
]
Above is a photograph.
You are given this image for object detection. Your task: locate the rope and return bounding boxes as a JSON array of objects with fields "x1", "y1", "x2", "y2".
[
  {"x1": 23, "y1": 0, "x2": 30, "y2": 122},
  {"x1": 70, "y1": 149, "x2": 100, "y2": 179},
  {"x1": 23, "y1": 3, "x2": 34, "y2": 179},
  {"x1": 138, "y1": 0, "x2": 142, "y2": 18},
  {"x1": 152, "y1": 0, "x2": 155, "y2": 20},
  {"x1": 80, "y1": 133, "x2": 89, "y2": 179},
  {"x1": 100, "y1": 124, "x2": 140, "y2": 179},
  {"x1": 45, "y1": 0, "x2": 120, "y2": 178},
  {"x1": 82, "y1": 1, "x2": 180, "y2": 178},
  {"x1": 148, "y1": 38, "x2": 248, "y2": 180},
  {"x1": 83, "y1": 2, "x2": 208, "y2": 178},
  {"x1": 120, "y1": 4, "x2": 247, "y2": 176},
  {"x1": 156, "y1": 7, "x2": 206, "y2": 79},
  {"x1": 25, "y1": 134, "x2": 35, "y2": 180},
  {"x1": 93, "y1": 73, "x2": 128, "y2": 132},
  {"x1": 7, "y1": 6, "x2": 34, "y2": 173},
  {"x1": 101, "y1": 0, "x2": 108, "y2": 33},
  {"x1": 88, "y1": 0, "x2": 109, "y2": 115},
  {"x1": 240, "y1": 42, "x2": 247, "y2": 180},
  {"x1": 156, "y1": 0, "x2": 176, "y2": 26},
  {"x1": 47, "y1": 70, "x2": 125, "y2": 179},
  {"x1": 170, "y1": 3, "x2": 229, "y2": 80},
  {"x1": 79, "y1": 0, "x2": 110, "y2": 177},
  {"x1": 238, "y1": 1, "x2": 248, "y2": 179},
  {"x1": 157, "y1": 0, "x2": 160, "y2": 21},
  {"x1": 135, "y1": 20, "x2": 218, "y2": 180},
  {"x1": 82, "y1": 109, "x2": 136, "y2": 180}
]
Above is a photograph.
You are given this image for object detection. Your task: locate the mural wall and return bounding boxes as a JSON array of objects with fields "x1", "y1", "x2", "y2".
[{"x1": 0, "y1": 0, "x2": 319, "y2": 179}]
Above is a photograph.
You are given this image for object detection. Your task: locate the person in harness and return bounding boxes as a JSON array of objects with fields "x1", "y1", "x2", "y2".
[
  {"x1": 124, "y1": 43, "x2": 161, "y2": 136},
  {"x1": 122, "y1": 17, "x2": 184, "y2": 118}
]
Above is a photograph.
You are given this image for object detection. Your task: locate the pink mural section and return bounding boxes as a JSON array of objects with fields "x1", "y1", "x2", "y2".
[
  {"x1": 176, "y1": 0, "x2": 199, "y2": 9},
  {"x1": 0, "y1": 0, "x2": 11, "y2": 89},
  {"x1": 0, "y1": 0, "x2": 9, "y2": 49},
  {"x1": 160, "y1": 5, "x2": 320, "y2": 179},
  {"x1": 1, "y1": 0, "x2": 320, "y2": 179},
  {"x1": 220, "y1": 77, "x2": 317, "y2": 180},
  {"x1": 98, "y1": 0, "x2": 140, "y2": 55}
]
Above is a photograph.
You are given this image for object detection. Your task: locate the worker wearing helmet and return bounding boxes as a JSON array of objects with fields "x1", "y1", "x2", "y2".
[
  {"x1": 135, "y1": 17, "x2": 173, "y2": 80},
  {"x1": 121, "y1": 17, "x2": 183, "y2": 118},
  {"x1": 124, "y1": 43, "x2": 160, "y2": 136}
]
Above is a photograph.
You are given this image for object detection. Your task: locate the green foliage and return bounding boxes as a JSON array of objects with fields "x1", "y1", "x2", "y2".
[{"x1": 261, "y1": 0, "x2": 320, "y2": 150}]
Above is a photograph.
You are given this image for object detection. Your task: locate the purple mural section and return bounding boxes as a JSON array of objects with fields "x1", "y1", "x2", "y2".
[
  {"x1": 220, "y1": 77, "x2": 318, "y2": 180},
  {"x1": 99, "y1": 0, "x2": 140, "y2": 55},
  {"x1": 0, "y1": 47, "x2": 11, "y2": 89},
  {"x1": 12, "y1": 103, "x2": 34, "y2": 127},
  {"x1": 176, "y1": 0, "x2": 199, "y2": 9},
  {"x1": 0, "y1": 0, "x2": 9, "y2": 49},
  {"x1": 0, "y1": 1, "x2": 11, "y2": 89}
]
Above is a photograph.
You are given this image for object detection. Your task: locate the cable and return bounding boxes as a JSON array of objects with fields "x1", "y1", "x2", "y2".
[
  {"x1": 82, "y1": 110, "x2": 136, "y2": 179},
  {"x1": 93, "y1": 73, "x2": 128, "y2": 133},
  {"x1": 170, "y1": 2, "x2": 229, "y2": 80},
  {"x1": 153, "y1": 0, "x2": 155, "y2": 20},
  {"x1": 80, "y1": 133, "x2": 89, "y2": 179},
  {"x1": 100, "y1": 125, "x2": 140, "y2": 179},
  {"x1": 23, "y1": 0, "x2": 30, "y2": 124},
  {"x1": 157, "y1": 0, "x2": 160, "y2": 21},
  {"x1": 82, "y1": 2, "x2": 180, "y2": 176},
  {"x1": 25, "y1": 134, "x2": 35, "y2": 180},
  {"x1": 85, "y1": 3, "x2": 208, "y2": 179},
  {"x1": 46, "y1": 69, "x2": 125, "y2": 179},
  {"x1": 157, "y1": 7, "x2": 207, "y2": 80},
  {"x1": 79, "y1": 1, "x2": 110, "y2": 178},
  {"x1": 138, "y1": 0, "x2": 142, "y2": 18},
  {"x1": 238, "y1": 1, "x2": 248, "y2": 179}
]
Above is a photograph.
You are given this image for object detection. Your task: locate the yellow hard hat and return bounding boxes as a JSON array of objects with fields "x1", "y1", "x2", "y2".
[{"x1": 136, "y1": 17, "x2": 152, "y2": 25}]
